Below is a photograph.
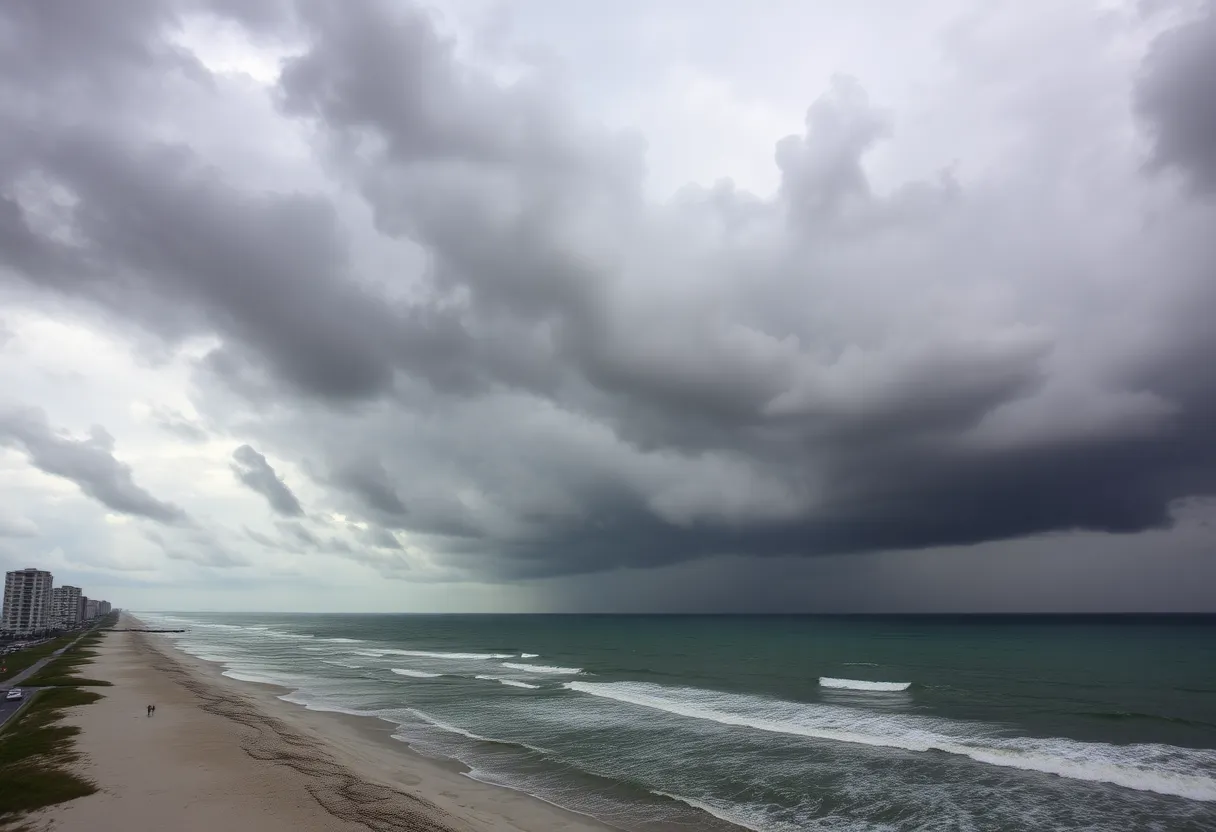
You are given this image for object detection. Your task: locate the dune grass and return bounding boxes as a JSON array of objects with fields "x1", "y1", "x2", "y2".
[
  {"x1": 23, "y1": 633, "x2": 110, "y2": 688},
  {"x1": 0, "y1": 686, "x2": 103, "y2": 819}
]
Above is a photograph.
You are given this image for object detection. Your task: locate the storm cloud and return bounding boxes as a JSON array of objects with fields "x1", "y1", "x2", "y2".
[
  {"x1": 231, "y1": 445, "x2": 305, "y2": 517},
  {"x1": 0, "y1": 407, "x2": 188, "y2": 525},
  {"x1": 0, "y1": 0, "x2": 1214, "y2": 607}
]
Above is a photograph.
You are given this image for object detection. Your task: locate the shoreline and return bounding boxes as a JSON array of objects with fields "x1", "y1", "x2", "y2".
[{"x1": 31, "y1": 613, "x2": 621, "y2": 832}]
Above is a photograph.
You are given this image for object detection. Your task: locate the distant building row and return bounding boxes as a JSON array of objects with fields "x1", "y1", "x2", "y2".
[{"x1": 1, "y1": 568, "x2": 114, "y2": 635}]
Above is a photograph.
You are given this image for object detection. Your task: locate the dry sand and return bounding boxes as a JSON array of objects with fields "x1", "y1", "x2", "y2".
[{"x1": 28, "y1": 616, "x2": 617, "y2": 832}]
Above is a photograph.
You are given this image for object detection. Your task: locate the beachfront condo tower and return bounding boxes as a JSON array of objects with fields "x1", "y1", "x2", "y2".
[
  {"x1": 2, "y1": 568, "x2": 55, "y2": 635},
  {"x1": 51, "y1": 584, "x2": 83, "y2": 628}
]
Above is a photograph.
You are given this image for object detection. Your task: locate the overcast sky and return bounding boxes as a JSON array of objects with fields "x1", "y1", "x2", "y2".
[{"x1": 2, "y1": 0, "x2": 1215, "y2": 613}]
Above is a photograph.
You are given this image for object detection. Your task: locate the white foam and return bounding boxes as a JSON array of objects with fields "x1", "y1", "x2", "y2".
[
  {"x1": 321, "y1": 637, "x2": 364, "y2": 643},
  {"x1": 390, "y1": 650, "x2": 515, "y2": 660},
  {"x1": 520, "y1": 653, "x2": 540, "y2": 658},
  {"x1": 222, "y1": 669, "x2": 288, "y2": 686},
  {"x1": 475, "y1": 675, "x2": 541, "y2": 689},
  {"x1": 820, "y1": 677, "x2": 910, "y2": 692},
  {"x1": 564, "y1": 681, "x2": 1216, "y2": 801},
  {"x1": 278, "y1": 692, "x2": 371, "y2": 717},
  {"x1": 392, "y1": 668, "x2": 442, "y2": 678},
  {"x1": 655, "y1": 791, "x2": 805, "y2": 832},
  {"x1": 502, "y1": 662, "x2": 582, "y2": 674},
  {"x1": 321, "y1": 660, "x2": 363, "y2": 669},
  {"x1": 354, "y1": 650, "x2": 389, "y2": 658},
  {"x1": 404, "y1": 709, "x2": 492, "y2": 742}
]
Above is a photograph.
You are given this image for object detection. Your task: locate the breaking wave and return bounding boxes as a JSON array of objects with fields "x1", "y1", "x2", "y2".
[
  {"x1": 475, "y1": 675, "x2": 541, "y2": 689},
  {"x1": 563, "y1": 681, "x2": 1216, "y2": 801},
  {"x1": 502, "y1": 662, "x2": 582, "y2": 674},
  {"x1": 392, "y1": 668, "x2": 443, "y2": 678},
  {"x1": 393, "y1": 650, "x2": 515, "y2": 660},
  {"x1": 820, "y1": 677, "x2": 911, "y2": 692}
]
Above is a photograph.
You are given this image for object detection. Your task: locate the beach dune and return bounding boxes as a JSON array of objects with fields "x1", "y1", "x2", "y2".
[{"x1": 30, "y1": 617, "x2": 611, "y2": 832}]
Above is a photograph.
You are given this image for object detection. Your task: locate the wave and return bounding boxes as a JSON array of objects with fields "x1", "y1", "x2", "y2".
[
  {"x1": 404, "y1": 708, "x2": 494, "y2": 743},
  {"x1": 475, "y1": 675, "x2": 541, "y2": 689},
  {"x1": 564, "y1": 681, "x2": 1216, "y2": 801},
  {"x1": 321, "y1": 637, "x2": 364, "y2": 643},
  {"x1": 520, "y1": 653, "x2": 540, "y2": 658},
  {"x1": 222, "y1": 669, "x2": 289, "y2": 686},
  {"x1": 354, "y1": 650, "x2": 389, "y2": 658},
  {"x1": 502, "y1": 662, "x2": 582, "y2": 674},
  {"x1": 392, "y1": 668, "x2": 443, "y2": 678},
  {"x1": 842, "y1": 662, "x2": 878, "y2": 667},
  {"x1": 321, "y1": 660, "x2": 362, "y2": 669},
  {"x1": 278, "y1": 692, "x2": 373, "y2": 718},
  {"x1": 655, "y1": 791, "x2": 802, "y2": 832},
  {"x1": 391, "y1": 650, "x2": 515, "y2": 660},
  {"x1": 820, "y1": 677, "x2": 910, "y2": 692}
]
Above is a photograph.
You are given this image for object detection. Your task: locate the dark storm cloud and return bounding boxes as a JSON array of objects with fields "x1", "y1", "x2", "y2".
[
  {"x1": 2, "y1": 0, "x2": 1216, "y2": 594},
  {"x1": 0, "y1": 407, "x2": 188, "y2": 524},
  {"x1": 231, "y1": 445, "x2": 304, "y2": 517},
  {"x1": 1136, "y1": 3, "x2": 1216, "y2": 193},
  {"x1": 328, "y1": 459, "x2": 408, "y2": 520}
]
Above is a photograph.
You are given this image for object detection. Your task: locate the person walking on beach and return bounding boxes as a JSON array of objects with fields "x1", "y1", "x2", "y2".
[
  {"x1": 151, "y1": 704, "x2": 156, "y2": 716},
  {"x1": 146, "y1": 704, "x2": 152, "y2": 717}
]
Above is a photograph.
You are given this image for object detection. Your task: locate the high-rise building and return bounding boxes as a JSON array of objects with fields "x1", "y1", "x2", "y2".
[
  {"x1": 84, "y1": 599, "x2": 99, "y2": 621},
  {"x1": 2, "y1": 568, "x2": 54, "y2": 634},
  {"x1": 97, "y1": 600, "x2": 112, "y2": 616},
  {"x1": 51, "y1": 585, "x2": 83, "y2": 628},
  {"x1": 78, "y1": 595, "x2": 89, "y2": 623}
]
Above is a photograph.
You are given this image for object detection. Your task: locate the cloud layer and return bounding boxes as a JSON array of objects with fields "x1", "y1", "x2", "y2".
[{"x1": 1, "y1": 0, "x2": 1214, "y2": 608}]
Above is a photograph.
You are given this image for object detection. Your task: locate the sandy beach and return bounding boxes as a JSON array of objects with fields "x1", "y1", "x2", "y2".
[{"x1": 27, "y1": 615, "x2": 615, "y2": 832}]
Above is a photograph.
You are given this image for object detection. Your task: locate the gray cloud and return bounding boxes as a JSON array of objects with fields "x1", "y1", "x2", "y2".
[
  {"x1": 151, "y1": 407, "x2": 209, "y2": 443},
  {"x1": 1, "y1": 0, "x2": 1216, "y2": 603},
  {"x1": 329, "y1": 458, "x2": 408, "y2": 521},
  {"x1": 0, "y1": 513, "x2": 38, "y2": 538},
  {"x1": 231, "y1": 444, "x2": 304, "y2": 517},
  {"x1": 0, "y1": 407, "x2": 188, "y2": 524},
  {"x1": 1137, "y1": 3, "x2": 1216, "y2": 193}
]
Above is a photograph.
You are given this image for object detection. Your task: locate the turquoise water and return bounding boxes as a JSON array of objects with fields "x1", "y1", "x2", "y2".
[{"x1": 136, "y1": 613, "x2": 1216, "y2": 831}]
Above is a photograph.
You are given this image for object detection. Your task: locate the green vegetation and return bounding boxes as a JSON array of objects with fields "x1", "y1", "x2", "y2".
[
  {"x1": 24, "y1": 635, "x2": 110, "y2": 688},
  {"x1": 0, "y1": 686, "x2": 102, "y2": 819},
  {"x1": 0, "y1": 635, "x2": 74, "y2": 684}
]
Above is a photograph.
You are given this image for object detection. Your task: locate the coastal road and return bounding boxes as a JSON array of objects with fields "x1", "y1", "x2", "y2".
[
  {"x1": 0, "y1": 688, "x2": 38, "y2": 727},
  {"x1": 0, "y1": 630, "x2": 93, "y2": 729}
]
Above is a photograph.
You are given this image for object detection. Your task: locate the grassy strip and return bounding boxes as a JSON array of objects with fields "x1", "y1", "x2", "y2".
[
  {"x1": 0, "y1": 636, "x2": 74, "y2": 684},
  {"x1": 25, "y1": 640, "x2": 110, "y2": 688},
  {"x1": 0, "y1": 686, "x2": 103, "y2": 819}
]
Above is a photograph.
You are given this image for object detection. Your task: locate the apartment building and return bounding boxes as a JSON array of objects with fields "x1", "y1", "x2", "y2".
[
  {"x1": 2, "y1": 568, "x2": 54, "y2": 634},
  {"x1": 51, "y1": 585, "x2": 83, "y2": 628},
  {"x1": 84, "y1": 598, "x2": 99, "y2": 621}
]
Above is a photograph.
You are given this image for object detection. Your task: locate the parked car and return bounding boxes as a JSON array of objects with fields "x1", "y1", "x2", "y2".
[{"x1": 5, "y1": 689, "x2": 23, "y2": 701}]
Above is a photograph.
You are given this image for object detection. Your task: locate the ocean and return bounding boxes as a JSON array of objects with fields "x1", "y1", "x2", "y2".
[{"x1": 133, "y1": 613, "x2": 1216, "y2": 831}]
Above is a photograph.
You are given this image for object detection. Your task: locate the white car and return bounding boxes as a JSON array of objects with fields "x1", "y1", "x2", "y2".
[{"x1": 5, "y1": 689, "x2": 22, "y2": 701}]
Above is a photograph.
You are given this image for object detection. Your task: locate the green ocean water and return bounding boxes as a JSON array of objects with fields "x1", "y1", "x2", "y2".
[{"x1": 137, "y1": 613, "x2": 1216, "y2": 831}]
